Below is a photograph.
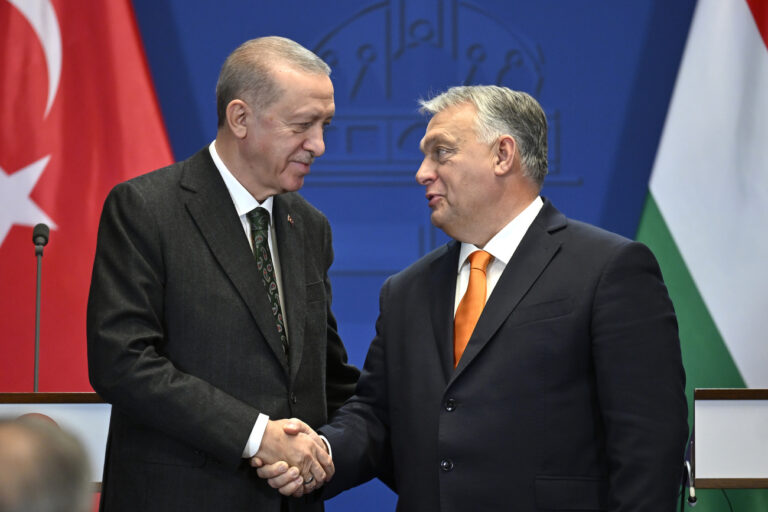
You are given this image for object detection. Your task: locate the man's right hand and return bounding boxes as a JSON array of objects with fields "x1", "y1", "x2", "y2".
[
  {"x1": 251, "y1": 420, "x2": 327, "y2": 497},
  {"x1": 251, "y1": 418, "x2": 332, "y2": 495}
]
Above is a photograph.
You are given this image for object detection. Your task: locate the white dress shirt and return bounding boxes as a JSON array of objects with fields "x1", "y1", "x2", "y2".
[{"x1": 454, "y1": 196, "x2": 544, "y2": 313}]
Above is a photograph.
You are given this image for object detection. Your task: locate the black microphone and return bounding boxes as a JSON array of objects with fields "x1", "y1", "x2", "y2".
[
  {"x1": 33, "y1": 223, "x2": 50, "y2": 255},
  {"x1": 32, "y1": 223, "x2": 50, "y2": 392}
]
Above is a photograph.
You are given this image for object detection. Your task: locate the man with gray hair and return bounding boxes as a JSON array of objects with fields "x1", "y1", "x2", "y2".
[
  {"x1": 87, "y1": 36, "x2": 359, "y2": 511},
  {"x1": 0, "y1": 417, "x2": 90, "y2": 512},
  {"x1": 261, "y1": 85, "x2": 688, "y2": 510}
]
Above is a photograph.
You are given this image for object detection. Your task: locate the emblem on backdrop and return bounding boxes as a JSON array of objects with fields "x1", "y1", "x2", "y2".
[{"x1": 309, "y1": 0, "x2": 575, "y2": 187}]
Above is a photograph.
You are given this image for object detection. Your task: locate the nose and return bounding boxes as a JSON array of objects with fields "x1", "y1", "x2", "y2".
[
  {"x1": 304, "y1": 125, "x2": 326, "y2": 157},
  {"x1": 415, "y1": 157, "x2": 435, "y2": 185}
]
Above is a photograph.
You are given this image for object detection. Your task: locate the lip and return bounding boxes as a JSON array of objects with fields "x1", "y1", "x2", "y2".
[
  {"x1": 425, "y1": 192, "x2": 443, "y2": 208},
  {"x1": 290, "y1": 161, "x2": 311, "y2": 174}
]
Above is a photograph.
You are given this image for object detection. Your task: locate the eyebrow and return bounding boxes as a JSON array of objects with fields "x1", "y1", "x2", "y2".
[
  {"x1": 291, "y1": 111, "x2": 334, "y2": 123},
  {"x1": 420, "y1": 132, "x2": 454, "y2": 154}
]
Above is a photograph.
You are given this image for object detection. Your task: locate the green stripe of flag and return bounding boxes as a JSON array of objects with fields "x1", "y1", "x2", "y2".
[{"x1": 637, "y1": 195, "x2": 768, "y2": 511}]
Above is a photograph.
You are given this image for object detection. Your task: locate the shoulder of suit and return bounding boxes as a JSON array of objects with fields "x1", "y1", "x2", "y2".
[
  {"x1": 556, "y1": 217, "x2": 633, "y2": 248},
  {"x1": 548, "y1": 215, "x2": 663, "y2": 273},
  {"x1": 108, "y1": 148, "x2": 214, "y2": 205},
  {"x1": 538, "y1": 200, "x2": 633, "y2": 249},
  {"x1": 111, "y1": 148, "x2": 199, "y2": 193}
]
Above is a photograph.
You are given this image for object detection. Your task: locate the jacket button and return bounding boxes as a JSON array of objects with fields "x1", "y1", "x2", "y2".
[
  {"x1": 445, "y1": 398, "x2": 456, "y2": 412},
  {"x1": 440, "y1": 459, "x2": 454, "y2": 472},
  {"x1": 290, "y1": 393, "x2": 297, "y2": 404}
]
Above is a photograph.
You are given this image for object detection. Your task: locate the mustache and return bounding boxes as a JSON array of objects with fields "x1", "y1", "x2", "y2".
[{"x1": 291, "y1": 152, "x2": 315, "y2": 165}]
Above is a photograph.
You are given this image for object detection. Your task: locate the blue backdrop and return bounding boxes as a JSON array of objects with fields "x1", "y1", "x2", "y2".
[{"x1": 131, "y1": 1, "x2": 697, "y2": 509}]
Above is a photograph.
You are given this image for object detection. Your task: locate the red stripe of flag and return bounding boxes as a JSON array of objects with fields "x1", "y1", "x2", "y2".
[{"x1": 746, "y1": 0, "x2": 768, "y2": 49}]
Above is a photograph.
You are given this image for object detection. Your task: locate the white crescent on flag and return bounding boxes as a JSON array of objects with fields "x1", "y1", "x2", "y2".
[{"x1": 7, "y1": 0, "x2": 61, "y2": 117}]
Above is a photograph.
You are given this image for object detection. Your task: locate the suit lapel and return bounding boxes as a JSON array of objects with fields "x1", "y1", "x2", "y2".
[
  {"x1": 273, "y1": 196, "x2": 307, "y2": 383},
  {"x1": 450, "y1": 200, "x2": 566, "y2": 382},
  {"x1": 180, "y1": 150, "x2": 289, "y2": 374},
  {"x1": 429, "y1": 241, "x2": 460, "y2": 382}
]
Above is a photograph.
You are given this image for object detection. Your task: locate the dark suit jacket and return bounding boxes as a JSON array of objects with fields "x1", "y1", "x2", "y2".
[
  {"x1": 322, "y1": 200, "x2": 688, "y2": 511},
  {"x1": 87, "y1": 148, "x2": 359, "y2": 511}
]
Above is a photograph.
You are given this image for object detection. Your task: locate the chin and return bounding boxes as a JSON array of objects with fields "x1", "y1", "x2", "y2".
[
  {"x1": 286, "y1": 178, "x2": 305, "y2": 192},
  {"x1": 430, "y1": 212, "x2": 461, "y2": 241},
  {"x1": 430, "y1": 212, "x2": 446, "y2": 231}
]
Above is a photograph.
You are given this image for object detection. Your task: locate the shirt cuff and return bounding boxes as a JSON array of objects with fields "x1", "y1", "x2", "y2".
[
  {"x1": 242, "y1": 413, "x2": 269, "y2": 458},
  {"x1": 319, "y1": 434, "x2": 332, "y2": 459}
]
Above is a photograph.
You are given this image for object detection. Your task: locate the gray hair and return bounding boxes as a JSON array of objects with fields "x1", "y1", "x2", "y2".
[
  {"x1": 0, "y1": 417, "x2": 91, "y2": 512},
  {"x1": 419, "y1": 86, "x2": 548, "y2": 187},
  {"x1": 216, "y1": 36, "x2": 331, "y2": 127}
]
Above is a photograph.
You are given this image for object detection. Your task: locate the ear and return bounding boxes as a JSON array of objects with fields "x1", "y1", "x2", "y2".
[
  {"x1": 493, "y1": 135, "x2": 517, "y2": 176},
  {"x1": 226, "y1": 99, "x2": 249, "y2": 139}
]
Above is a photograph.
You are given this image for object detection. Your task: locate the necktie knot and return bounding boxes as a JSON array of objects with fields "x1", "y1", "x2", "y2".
[
  {"x1": 468, "y1": 250, "x2": 492, "y2": 272},
  {"x1": 247, "y1": 207, "x2": 270, "y2": 231}
]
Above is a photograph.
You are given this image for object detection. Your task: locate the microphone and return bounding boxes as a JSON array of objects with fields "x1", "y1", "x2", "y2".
[
  {"x1": 684, "y1": 460, "x2": 697, "y2": 507},
  {"x1": 33, "y1": 223, "x2": 50, "y2": 255},
  {"x1": 32, "y1": 223, "x2": 50, "y2": 392}
]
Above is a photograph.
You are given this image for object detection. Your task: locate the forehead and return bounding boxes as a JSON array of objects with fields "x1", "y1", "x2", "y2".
[
  {"x1": 272, "y1": 67, "x2": 334, "y2": 109},
  {"x1": 420, "y1": 103, "x2": 478, "y2": 150}
]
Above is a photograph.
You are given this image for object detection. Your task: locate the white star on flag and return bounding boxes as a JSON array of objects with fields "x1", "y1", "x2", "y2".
[{"x1": 0, "y1": 155, "x2": 57, "y2": 247}]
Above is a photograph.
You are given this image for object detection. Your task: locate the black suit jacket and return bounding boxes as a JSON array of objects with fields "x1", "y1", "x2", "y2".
[
  {"x1": 322, "y1": 200, "x2": 688, "y2": 511},
  {"x1": 87, "y1": 148, "x2": 359, "y2": 511}
]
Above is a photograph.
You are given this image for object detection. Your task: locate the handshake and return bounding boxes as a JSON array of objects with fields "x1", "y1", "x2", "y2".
[{"x1": 250, "y1": 418, "x2": 331, "y2": 497}]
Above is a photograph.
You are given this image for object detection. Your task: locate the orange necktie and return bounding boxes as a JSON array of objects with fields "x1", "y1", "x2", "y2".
[{"x1": 454, "y1": 250, "x2": 493, "y2": 367}]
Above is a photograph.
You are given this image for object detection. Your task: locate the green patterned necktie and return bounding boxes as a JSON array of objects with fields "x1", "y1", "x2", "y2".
[{"x1": 247, "y1": 207, "x2": 288, "y2": 355}]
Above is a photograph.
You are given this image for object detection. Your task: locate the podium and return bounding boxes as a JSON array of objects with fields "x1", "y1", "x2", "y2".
[
  {"x1": 694, "y1": 388, "x2": 768, "y2": 488},
  {"x1": 0, "y1": 393, "x2": 111, "y2": 488}
]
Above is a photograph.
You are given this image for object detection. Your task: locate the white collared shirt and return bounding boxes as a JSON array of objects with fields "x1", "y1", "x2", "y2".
[{"x1": 454, "y1": 196, "x2": 544, "y2": 313}]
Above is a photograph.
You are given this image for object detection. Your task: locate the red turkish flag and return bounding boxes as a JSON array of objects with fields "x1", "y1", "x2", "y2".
[{"x1": 0, "y1": 0, "x2": 173, "y2": 391}]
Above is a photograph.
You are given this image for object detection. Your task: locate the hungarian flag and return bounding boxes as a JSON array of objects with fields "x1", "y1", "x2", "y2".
[
  {"x1": 0, "y1": 0, "x2": 173, "y2": 391},
  {"x1": 637, "y1": 0, "x2": 768, "y2": 508}
]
